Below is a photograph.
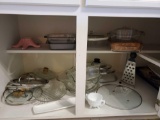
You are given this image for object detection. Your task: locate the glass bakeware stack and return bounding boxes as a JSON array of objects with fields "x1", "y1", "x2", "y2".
[
  {"x1": 2, "y1": 73, "x2": 67, "y2": 105},
  {"x1": 45, "y1": 33, "x2": 76, "y2": 50},
  {"x1": 57, "y1": 66, "x2": 101, "y2": 94},
  {"x1": 108, "y1": 27, "x2": 144, "y2": 52},
  {"x1": 32, "y1": 80, "x2": 67, "y2": 103}
]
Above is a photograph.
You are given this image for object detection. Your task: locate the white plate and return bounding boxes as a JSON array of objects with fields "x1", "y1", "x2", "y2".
[{"x1": 32, "y1": 97, "x2": 75, "y2": 114}]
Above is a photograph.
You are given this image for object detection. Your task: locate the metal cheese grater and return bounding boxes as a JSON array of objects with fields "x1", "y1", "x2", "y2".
[{"x1": 121, "y1": 52, "x2": 137, "y2": 87}]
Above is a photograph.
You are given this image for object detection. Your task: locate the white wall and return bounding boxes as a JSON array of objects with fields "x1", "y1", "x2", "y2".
[
  {"x1": 18, "y1": 15, "x2": 76, "y2": 41},
  {"x1": 22, "y1": 53, "x2": 75, "y2": 74},
  {"x1": 0, "y1": 15, "x2": 24, "y2": 106},
  {"x1": 89, "y1": 17, "x2": 160, "y2": 44},
  {"x1": 87, "y1": 53, "x2": 126, "y2": 73}
]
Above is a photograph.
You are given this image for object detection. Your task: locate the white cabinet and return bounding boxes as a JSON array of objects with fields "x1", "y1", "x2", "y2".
[
  {"x1": 0, "y1": 0, "x2": 80, "y2": 6},
  {"x1": 0, "y1": 0, "x2": 160, "y2": 119},
  {"x1": 86, "y1": 0, "x2": 160, "y2": 8}
]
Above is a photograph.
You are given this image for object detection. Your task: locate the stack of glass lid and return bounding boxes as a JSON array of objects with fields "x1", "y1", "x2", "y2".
[
  {"x1": 32, "y1": 80, "x2": 67, "y2": 103},
  {"x1": 87, "y1": 58, "x2": 117, "y2": 83},
  {"x1": 2, "y1": 69, "x2": 66, "y2": 105},
  {"x1": 97, "y1": 84, "x2": 142, "y2": 110},
  {"x1": 57, "y1": 66, "x2": 101, "y2": 94}
]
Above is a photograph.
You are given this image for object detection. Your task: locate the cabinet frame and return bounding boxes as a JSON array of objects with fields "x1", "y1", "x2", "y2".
[
  {"x1": 86, "y1": 0, "x2": 160, "y2": 8},
  {"x1": 0, "y1": 0, "x2": 80, "y2": 6},
  {"x1": 0, "y1": 0, "x2": 160, "y2": 119}
]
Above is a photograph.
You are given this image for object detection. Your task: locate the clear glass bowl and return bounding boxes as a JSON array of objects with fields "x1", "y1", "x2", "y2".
[
  {"x1": 58, "y1": 72, "x2": 100, "y2": 94},
  {"x1": 33, "y1": 80, "x2": 67, "y2": 102},
  {"x1": 66, "y1": 66, "x2": 100, "y2": 81}
]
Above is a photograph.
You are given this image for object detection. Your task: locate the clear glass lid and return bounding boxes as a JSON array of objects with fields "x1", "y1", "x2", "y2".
[
  {"x1": 33, "y1": 80, "x2": 67, "y2": 102},
  {"x1": 34, "y1": 67, "x2": 55, "y2": 80},
  {"x1": 97, "y1": 84, "x2": 142, "y2": 110}
]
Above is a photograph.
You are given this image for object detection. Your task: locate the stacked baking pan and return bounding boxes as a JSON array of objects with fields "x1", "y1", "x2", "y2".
[
  {"x1": 108, "y1": 27, "x2": 144, "y2": 52},
  {"x1": 45, "y1": 33, "x2": 76, "y2": 50}
]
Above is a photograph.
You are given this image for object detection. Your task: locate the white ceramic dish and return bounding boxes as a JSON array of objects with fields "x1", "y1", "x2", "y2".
[
  {"x1": 86, "y1": 93, "x2": 105, "y2": 109},
  {"x1": 32, "y1": 97, "x2": 75, "y2": 114}
]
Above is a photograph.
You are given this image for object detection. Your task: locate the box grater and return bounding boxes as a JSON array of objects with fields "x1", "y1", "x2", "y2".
[{"x1": 121, "y1": 52, "x2": 137, "y2": 87}]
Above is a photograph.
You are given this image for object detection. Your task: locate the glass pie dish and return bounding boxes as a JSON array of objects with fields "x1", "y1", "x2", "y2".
[{"x1": 33, "y1": 80, "x2": 67, "y2": 102}]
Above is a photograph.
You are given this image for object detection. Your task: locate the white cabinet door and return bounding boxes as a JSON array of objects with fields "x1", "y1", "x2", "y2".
[
  {"x1": 86, "y1": 0, "x2": 160, "y2": 8},
  {"x1": 0, "y1": 0, "x2": 80, "y2": 6}
]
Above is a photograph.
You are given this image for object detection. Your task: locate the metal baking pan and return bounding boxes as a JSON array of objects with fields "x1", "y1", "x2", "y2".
[
  {"x1": 47, "y1": 38, "x2": 75, "y2": 44},
  {"x1": 44, "y1": 33, "x2": 76, "y2": 38}
]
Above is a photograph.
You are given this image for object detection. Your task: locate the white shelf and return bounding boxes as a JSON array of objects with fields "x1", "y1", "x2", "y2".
[
  {"x1": 141, "y1": 44, "x2": 160, "y2": 53},
  {"x1": 0, "y1": 75, "x2": 158, "y2": 119},
  {"x1": 6, "y1": 44, "x2": 160, "y2": 54},
  {"x1": 138, "y1": 53, "x2": 160, "y2": 67},
  {"x1": 86, "y1": 0, "x2": 160, "y2": 8},
  {"x1": 87, "y1": 46, "x2": 117, "y2": 53},
  {"x1": 0, "y1": 93, "x2": 76, "y2": 119},
  {"x1": 0, "y1": 0, "x2": 80, "y2": 6},
  {"x1": 84, "y1": 75, "x2": 158, "y2": 118},
  {"x1": 7, "y1": 44, "x2": 76, "y2": 54}
]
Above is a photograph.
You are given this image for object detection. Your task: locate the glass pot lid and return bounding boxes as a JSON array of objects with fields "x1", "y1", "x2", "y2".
[
  {"x1": 97, "y1": 84, "x2": 142, "y2": 110},
  {"x1": 5, "y1": 90, "x2": 33, "y2": 105},
  {"x1": 34, "y1": 67, "x2": 55, "y2": 80}
]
